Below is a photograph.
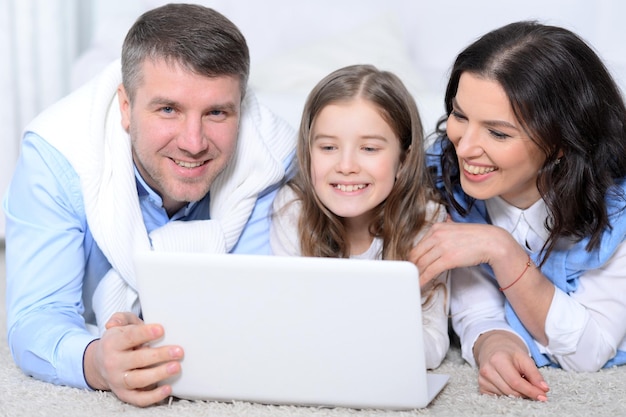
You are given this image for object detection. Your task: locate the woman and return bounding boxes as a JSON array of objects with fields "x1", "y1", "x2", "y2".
[{"x1": 414, "y1": 21, "x2": 626, "y2": 401}]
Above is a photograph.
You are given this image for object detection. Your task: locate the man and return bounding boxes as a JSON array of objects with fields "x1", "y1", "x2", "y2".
[{"x1": 3, "y1": 4, "x2": 294, "y2": 407}]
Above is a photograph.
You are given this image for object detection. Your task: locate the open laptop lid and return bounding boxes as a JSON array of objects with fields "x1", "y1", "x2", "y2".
[{"x1": 134, "y1": 251, "x2": 448, "y2": 410}]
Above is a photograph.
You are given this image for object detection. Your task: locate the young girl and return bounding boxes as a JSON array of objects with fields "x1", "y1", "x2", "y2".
[
  {"x1": 414, "y1": 21, "x2": 626, "y2": 401},
  {"x1": 270, "y1": 64, "x2": 449, "y2": 369}
]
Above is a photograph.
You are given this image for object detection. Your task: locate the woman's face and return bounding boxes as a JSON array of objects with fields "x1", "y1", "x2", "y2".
[{"x1": 446, "y1": 72, "x2": 546, "y2": 209}]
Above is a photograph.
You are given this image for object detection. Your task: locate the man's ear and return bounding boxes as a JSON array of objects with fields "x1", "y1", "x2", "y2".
[{"x1": 117, "y1": 84, "x2": 131, "y2": 133}]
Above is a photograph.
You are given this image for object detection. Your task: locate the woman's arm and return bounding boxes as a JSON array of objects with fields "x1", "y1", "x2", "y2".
[
  {"x1": 450, "y1": 263, "x2": 548, "y2": 400},
  {"x1": 541, "y1": 241, "x2": 626, "y2": 371},
  {"x1": 414, "y1": 221, "x2": 554, "y2": 343}
]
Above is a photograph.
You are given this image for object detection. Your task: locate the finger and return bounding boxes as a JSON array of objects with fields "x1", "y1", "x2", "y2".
[
  {"x1": 109, "y1": 345, "x2": 182, "y2": 391},
  {"x1": 510, "y1": 361, "x2": 550, "y2": 401},
  {"x1": 486, "y1": 362, "x2": 548, "y2": 401},
  {"x1": 518, "y1": 360, "x2": 549, "y2": 392},
  {"x1": 127, "y1": 344, "x2": 184, "y2": 372},
  {"x1": 105, "y1": 312, "x2": 144, "y2": 330},
  {"x1": 108, "y1": 322, "x2": 165, "y2": 352},
  {"x1": 115, "y1": 381, "x2": 173, "y2": 407},
  {"x1": 477, "y1": 372, "x2": 506, "y2": 397},
  {"x1": 416, "y1": 250, "x2": 449, "y2": 286},
  {"x1": 478, "y1": 364, "x2": 516, "y2": 397},
  {"x1": 125, "y1": 359, "x2": 182, "y2": 391}
]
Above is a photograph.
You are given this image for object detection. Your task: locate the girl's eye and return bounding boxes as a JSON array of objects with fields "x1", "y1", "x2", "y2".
[
  {"x1": 320, "y1": 145, "x2": 336, "y2": 151},
  {"x1": 362, "y1": 146, "x2": 378, "y2": 152}
]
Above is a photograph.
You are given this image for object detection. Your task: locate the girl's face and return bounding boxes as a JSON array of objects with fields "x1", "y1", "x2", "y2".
[
  {"x1": 310, "y1": 98, "x2": 402, "y2": 228},
  {"x1": 446, "y1": 72, "x2": 545, "y2": 209}
]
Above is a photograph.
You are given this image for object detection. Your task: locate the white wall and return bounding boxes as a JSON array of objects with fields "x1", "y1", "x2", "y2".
[{"x1": 0, "y1": 0, "x2": 92, "y2": 238}]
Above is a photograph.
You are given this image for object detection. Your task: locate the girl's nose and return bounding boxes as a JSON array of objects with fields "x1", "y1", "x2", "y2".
[{"x1": 335, "y1": 149, "x2": 359, "y2": 174}]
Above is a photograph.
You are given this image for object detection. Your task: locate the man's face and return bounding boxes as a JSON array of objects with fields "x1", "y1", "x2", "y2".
[{"x1": 118, "y1": 58, "x2": 242, "y2": 216}]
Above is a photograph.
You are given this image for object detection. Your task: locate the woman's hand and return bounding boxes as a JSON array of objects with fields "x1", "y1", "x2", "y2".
[
  {"x1": 474, "y1": 330, "x2": 549, "y2": 401},
  {"x1": 410, "y1": 220, "x2": 514, "y2": 286},
  {"x1": 83, "y1": 312, "x2": 184, "y2": 407}
]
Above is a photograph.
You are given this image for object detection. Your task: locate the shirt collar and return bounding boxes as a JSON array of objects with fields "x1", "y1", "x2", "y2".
[{"x1": 485, "y1": 196, "x2": 550, "y2": 252}]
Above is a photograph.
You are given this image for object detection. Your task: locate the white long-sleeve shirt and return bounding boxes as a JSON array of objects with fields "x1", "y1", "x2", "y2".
[
  {"x1": 270, "y1": 186, "x2": 450, "y2": 369},
  {"x1": 451, "y1": 196, "x2": 626, "y2": 371}
]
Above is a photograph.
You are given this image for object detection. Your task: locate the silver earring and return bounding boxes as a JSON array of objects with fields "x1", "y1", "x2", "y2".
[{"x1": 555, "y1": 158, "x2": 561, "y2": 165}]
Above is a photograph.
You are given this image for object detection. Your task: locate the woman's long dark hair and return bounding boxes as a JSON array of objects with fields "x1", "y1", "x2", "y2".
[{"x1": 436, "y1": 21, "x2": 626, "y2": 263}]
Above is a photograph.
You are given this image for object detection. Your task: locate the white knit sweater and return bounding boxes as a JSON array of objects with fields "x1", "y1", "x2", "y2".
[{"x1": 26, "y1": 59, "x2": 295, "y2": 333}]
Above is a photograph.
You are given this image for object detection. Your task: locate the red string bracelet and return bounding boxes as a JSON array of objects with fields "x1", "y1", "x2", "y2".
[{"x1": 499, "y1": 254, "x2": 532, "y2": 291}]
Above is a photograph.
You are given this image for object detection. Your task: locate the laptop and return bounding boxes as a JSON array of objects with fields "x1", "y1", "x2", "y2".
[{"x1": 133, "y1": 251, "x2": 449, "y2": 410}]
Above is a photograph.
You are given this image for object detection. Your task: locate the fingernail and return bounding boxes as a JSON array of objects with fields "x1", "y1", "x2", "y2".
[
  {"x1": 166, "y1": 362, "x2": 179, "y2": 374},
  {"x1": 169, "y1": 347, "x2": 182, "y2": 358},
  {"x1": 537, "y1": 394, "x2": 548, "y2": 402},
  {"x1": 540, "y1": 381, "x2": 550, "y2": 391},
  {"x1": 151, "y1": 325, "x2": 164, "y2": 337}
]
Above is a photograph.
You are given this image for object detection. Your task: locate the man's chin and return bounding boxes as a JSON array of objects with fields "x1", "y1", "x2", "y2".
[{"x1": 163, "y1": 187, "x2": 210, "y2": 208}]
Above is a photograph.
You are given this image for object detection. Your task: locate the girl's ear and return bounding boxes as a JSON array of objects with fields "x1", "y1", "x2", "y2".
[{"x1": 397, "y1": 145, "x2": 411, "y2": 179}]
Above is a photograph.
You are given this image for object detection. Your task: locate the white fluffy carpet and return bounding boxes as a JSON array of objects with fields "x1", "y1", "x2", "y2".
[{"x1": 1, "y1": 242, "x2": 625, "y2": 417}]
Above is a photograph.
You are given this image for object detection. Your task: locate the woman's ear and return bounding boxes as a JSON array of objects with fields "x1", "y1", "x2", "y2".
[{"x1": 554, "y1": 149, "x2": 564, "y2": 165}]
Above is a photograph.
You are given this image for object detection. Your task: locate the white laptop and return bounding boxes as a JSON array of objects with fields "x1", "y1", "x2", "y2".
[{"x1": 133, "y1": 251, "x2": 449, "y2": 410}]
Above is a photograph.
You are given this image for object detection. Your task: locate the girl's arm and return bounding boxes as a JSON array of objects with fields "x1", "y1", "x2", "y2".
[
  {"x1": 269, "y1": 186, "x2": 302, "y2": 256},
  {"x1": 420, "y1": 271, "x2": 450, "y2": 369}
]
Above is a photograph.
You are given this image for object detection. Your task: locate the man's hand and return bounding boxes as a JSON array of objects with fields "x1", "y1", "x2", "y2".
[{"x1": 83, "y1": 312, "x2": 184, "y2": 407}]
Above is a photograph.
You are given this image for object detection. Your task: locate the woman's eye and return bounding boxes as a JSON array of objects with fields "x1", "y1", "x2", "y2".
[
  {"x1": 489, "y1": 129, "x2": 510, "y2": 140},
  {"x1": 450, "y1": 110, "x2": 466, "y2": 121}
]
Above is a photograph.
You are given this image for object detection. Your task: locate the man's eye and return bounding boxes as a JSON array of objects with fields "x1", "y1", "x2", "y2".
[{"x1": 161, "y1": 106, "x2": 174, "y2": 114}]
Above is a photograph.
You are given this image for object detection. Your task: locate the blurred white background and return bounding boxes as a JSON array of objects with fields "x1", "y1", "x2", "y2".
[{"x1": 1, "y1": 0, "x2": 625, "y2": 237}]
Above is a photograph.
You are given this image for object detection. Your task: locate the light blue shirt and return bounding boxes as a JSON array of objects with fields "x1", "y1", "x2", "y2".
[{"x1": 3, "y1": 132, "x2": 291, "y2": 389}]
